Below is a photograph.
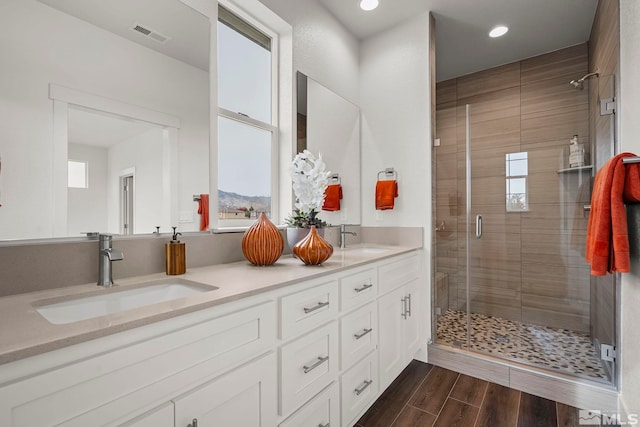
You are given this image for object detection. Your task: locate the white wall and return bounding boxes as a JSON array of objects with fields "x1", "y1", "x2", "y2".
[
  {"x1": 359, "y1": 14, "x2": 433, "y2": 351},
  {"x1": 0, "y1": 0, "x2": 209, "y2": 239},
  {"x1": 618, "y1": 0, "x2": 640, "y2": 418},
  {"x1": 67, "y1": 144, "x2": 108, "y2": 235}
]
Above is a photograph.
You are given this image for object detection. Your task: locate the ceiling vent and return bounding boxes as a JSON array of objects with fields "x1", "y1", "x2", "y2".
[{"x1": 130, "y1": 23, "x2": 171, "y2": 44}]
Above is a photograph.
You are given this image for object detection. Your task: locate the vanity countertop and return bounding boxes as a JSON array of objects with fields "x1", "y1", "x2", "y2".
[{"x1": 0, "y1": 244, "x2": 421, "y2": 366}]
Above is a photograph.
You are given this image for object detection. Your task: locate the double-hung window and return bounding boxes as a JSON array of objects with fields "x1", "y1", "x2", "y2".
[{"x1": 217, "y1": 5, "x2": 278, "y2": 227}]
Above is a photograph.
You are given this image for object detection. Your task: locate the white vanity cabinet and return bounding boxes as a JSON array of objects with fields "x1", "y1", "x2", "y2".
[
  {"x1": 0, "y1": 249, "x2": 422, "y2": 427},
  {"x1": 377, "y1": 255, "x2": 421, "y2": 390}
]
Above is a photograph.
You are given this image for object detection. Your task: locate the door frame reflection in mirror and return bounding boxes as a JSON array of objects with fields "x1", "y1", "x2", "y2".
[{"x1": 50, "y1": 84, "x2": 180, "y2": 237}]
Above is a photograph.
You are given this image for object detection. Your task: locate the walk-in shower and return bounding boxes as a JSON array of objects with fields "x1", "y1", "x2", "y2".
[{"x1": 432, "y1": 44, "x2": 617, "y2": 387}]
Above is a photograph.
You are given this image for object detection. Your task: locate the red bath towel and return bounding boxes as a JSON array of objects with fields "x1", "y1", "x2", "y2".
[
  {"x1": 198, "y1": 194, "x2": 209, "y2": 231},
  {"x1": 586, "y1": 153, "x2": 640, "y2": 275},
  {"x1": 322, "y1": 184, "x2": 343, "y2": 211},
  {"x1": 375, "y1": 180, "x2": 398, "y2": 210}
]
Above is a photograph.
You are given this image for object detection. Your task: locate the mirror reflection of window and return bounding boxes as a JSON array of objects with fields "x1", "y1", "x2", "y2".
[
  {"x1": 67, "y1": 160, "x2": 88, "y2": 189},
  {"x1": 217, "y1": 5, "x2": 277, "y2": 225},
  {"x1": 505, "y1": 152, "x2": 529, "y2": 212}
]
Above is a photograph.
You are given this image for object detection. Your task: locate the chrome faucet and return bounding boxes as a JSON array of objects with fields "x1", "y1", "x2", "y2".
[
  {"x1": 98, "y1": 234, "x2": 124, "y2": 287},
  {"x1": 339, "y1": 224, "x2": 357, "y2": 249}
]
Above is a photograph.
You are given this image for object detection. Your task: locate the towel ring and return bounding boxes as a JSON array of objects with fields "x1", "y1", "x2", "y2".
[
  {"x1": 377, "y1": 168, "x2": 397, "y2": 181},
  {"x1": 329, "y1": 173, "x2": 341, "y2": 184}
]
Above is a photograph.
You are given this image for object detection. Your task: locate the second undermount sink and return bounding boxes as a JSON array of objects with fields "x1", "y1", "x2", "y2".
[{"x1": 34, "y1": 279, "x2": 217, "y2": 325}]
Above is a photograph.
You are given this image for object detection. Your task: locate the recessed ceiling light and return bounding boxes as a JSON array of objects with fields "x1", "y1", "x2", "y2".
[
  {"x1": 359, "y1": 0, "x2": 379, "y2": 11},
  {"x1": 489, "y1": 25, "x2": 509, "y2": 38}
]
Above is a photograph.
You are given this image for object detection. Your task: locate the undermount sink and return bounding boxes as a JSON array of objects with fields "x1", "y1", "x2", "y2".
[
  {"x1": 34, "y1": 279, "x2": 217, "y2": 325},
  {"x1": 344, "y1": 246, "x2": 390, "y2": 254}
]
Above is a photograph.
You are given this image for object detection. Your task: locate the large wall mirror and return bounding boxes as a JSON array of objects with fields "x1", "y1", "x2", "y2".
[
  {"x1": 0, "y1": 0, "x2": 211, "y2": 240},
  {"x1": 296, "y1": 72, "x2": 361, "y2": 225}
]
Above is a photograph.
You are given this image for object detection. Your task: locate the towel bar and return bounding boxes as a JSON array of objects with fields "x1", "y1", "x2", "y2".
[
  {"x1": 623, "y1": 157, "x2": 640, "y2": 164},
  {"x1": 193, "y1": 195, "x2": 201, "y2": 201},
  {"x1": 377, "y1": 168, "x2": 397, "y2": 181},
  {"x1": 329, "y1": 173, "x2": 341, "y2": 184}
]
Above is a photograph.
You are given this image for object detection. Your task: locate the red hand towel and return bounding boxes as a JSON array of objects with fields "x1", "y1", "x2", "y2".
[
  {"x1": 322, "y1": 184, "x2": 343, "y2": 211},
  {"x1": 197, "y1": 194, "x2": 209, "y2": 231},
  {"x1": 586, "y1": 153, "x2": 639, "y2": 275},
  {"x1": 375, "y1": 180, "x2": 398, "y2": 210}
]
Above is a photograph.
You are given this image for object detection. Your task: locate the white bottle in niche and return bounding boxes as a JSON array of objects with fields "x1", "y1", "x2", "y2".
[{"x1": 568, "y1": 134, "x2": 585, "y2": 168}]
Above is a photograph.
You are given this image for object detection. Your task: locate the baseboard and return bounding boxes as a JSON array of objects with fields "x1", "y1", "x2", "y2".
[{"x1": 427, "y1": 344, "x2": 619, "y2": 412}]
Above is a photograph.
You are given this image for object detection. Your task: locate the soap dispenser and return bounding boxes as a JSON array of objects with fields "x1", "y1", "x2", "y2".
[{"x1": 165, "y1": 226, "x2": 186, "y2": 275}]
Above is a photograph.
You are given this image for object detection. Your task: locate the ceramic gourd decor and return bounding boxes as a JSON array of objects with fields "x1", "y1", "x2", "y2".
[
  {"x1": 242, "y1": 212, "x2": 284, "y2": 266},
  {"x1": 293, "y1": 225, "x2": 333, "y2": 265}
]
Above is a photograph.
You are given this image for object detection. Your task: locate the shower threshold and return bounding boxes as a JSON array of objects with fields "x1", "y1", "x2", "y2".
[{"x1": 436, "y1": 309, "x2": 609, "y2": 382}]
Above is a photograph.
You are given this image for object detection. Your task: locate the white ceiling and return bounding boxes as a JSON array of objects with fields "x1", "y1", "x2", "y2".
[
  {"x1": 68, "y1": 107, "x2": 161, "y2": 148},
  {"x1": 37, "y1": 0, "x2": 599, "y2": 83},
  {"x1": 319, "y1": 0, "x2": 599, "y2": 81},
  {"x1": 36, "y1": 0, "x2": 210, "y2": 71}
]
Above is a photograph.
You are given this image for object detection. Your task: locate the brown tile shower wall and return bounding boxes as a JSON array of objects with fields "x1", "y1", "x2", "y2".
[{"x1": 435, "y1": 44, "x2": 592, "y2": 332}]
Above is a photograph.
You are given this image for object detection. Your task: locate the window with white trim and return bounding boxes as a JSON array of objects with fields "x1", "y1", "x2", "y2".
[
  {"x1": 217, "y1": 5, "x2": 278, "y2": 227},
  {"x1": 505, "y1": 152, "x2": 528, "y2": 212}
]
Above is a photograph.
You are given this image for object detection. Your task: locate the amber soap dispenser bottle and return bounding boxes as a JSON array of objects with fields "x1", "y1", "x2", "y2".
[{"x1": 166, "y1": 227, "x2": 186, "y2": 275}]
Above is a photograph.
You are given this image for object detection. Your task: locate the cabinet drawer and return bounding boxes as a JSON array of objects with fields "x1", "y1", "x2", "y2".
[
  {"x1": 280, "y1": 280, "x2": 339, "y2": 339},
  {"x1": 378, "y1": 254, "x2": 419, "y2": 295},
  {"x1": 280, "y1": 322, "x2": 339, "y2": 416},
  {"x1": 279, "y1": 382, "x2": 339, "y2": 427},
  {"x1": 341, "y1": 350, "x2": 378, "y2": 427},
  {"x1": 340, "y1": 301, "x2": 377, "y2": 371},
  {"x1": 340, "y1": 268, "x2": 377, "y2": 311}
]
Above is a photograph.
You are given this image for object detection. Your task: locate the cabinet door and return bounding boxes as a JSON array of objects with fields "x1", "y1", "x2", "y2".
[
  {"x1": 403, "y1": 279, "x2": 421, "y2": 363},
  {"x1": 377, "y1": 286, "x2": 406, "y2": 390},
  {"x1": 173, "y1": 353, "x2": 277, "y2": 427}
]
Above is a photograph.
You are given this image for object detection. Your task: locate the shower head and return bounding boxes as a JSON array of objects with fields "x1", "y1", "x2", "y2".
[
  {"x1": 569, "y1": 79, "x2": 583, "y2": 89},
  {"x1": 569, "y1": 70, "x2": 600, "y2": 90}
]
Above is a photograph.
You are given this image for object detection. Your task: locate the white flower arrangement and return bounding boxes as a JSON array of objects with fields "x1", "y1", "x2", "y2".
[{"x1": 287, "y1": 150, "x2": 331, "y2": 228}]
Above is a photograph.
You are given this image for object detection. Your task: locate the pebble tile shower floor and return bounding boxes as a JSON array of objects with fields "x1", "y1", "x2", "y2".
[{"x1": 436, "y1": 309, "x2": 608, "y2": 381}]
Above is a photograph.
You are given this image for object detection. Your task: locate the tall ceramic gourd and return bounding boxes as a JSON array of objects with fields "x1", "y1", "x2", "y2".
[
  {"x1": 293, "y1": 225, "x2": 333, "y2": 265},
  {"x1": 242, "y1": 212, "x2": 284, "y2": 266}
]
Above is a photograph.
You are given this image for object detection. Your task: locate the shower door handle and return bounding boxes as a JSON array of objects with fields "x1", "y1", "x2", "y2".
[{"x1": 475, "y1": 215, "x2": 483, "y2": 239}]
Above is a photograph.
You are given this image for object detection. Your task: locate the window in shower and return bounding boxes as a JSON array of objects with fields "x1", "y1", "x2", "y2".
[{"x1": 505, "y1": 152, "x2": 528, "y2": 212}]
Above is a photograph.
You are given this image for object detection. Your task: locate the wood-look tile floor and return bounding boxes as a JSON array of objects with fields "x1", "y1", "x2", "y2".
[{"x1": 356, "y1": 360, "x2": 611, "y2": 427}]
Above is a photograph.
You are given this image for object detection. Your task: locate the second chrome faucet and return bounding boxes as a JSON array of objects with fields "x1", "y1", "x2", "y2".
[{"x1": 339, "y1": 224, "x2": 357, "y2": 249}]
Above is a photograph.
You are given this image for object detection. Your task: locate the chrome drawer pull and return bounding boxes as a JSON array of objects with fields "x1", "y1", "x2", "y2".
[
  {"x1": 354, "y1": 328, "x2": 373, "y2": 340},
  {"x1": 303, "y1": 356, "x2": 329, "y2": 373},
  {"x1": 354, "y1": 282, "x2": 373, "y2": 293},
  {"x1": 354, "y1": 379, "x2": 373, "y2": 396},
  {"x1": 187, "y1": 419, "x2": 198, "y2": 427},
  {"x1": 318, "y1": 424, "x2": 330, "y2": 427},
  {"x1": 401, "y1": 297, "x2": 407, "y2": 319},
  {"x1": 406, "y1": 293, "x2": 412, "y2": 317},
  {"x1": 304, "y1": 301, "x2": 330, "y2": 314}
]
